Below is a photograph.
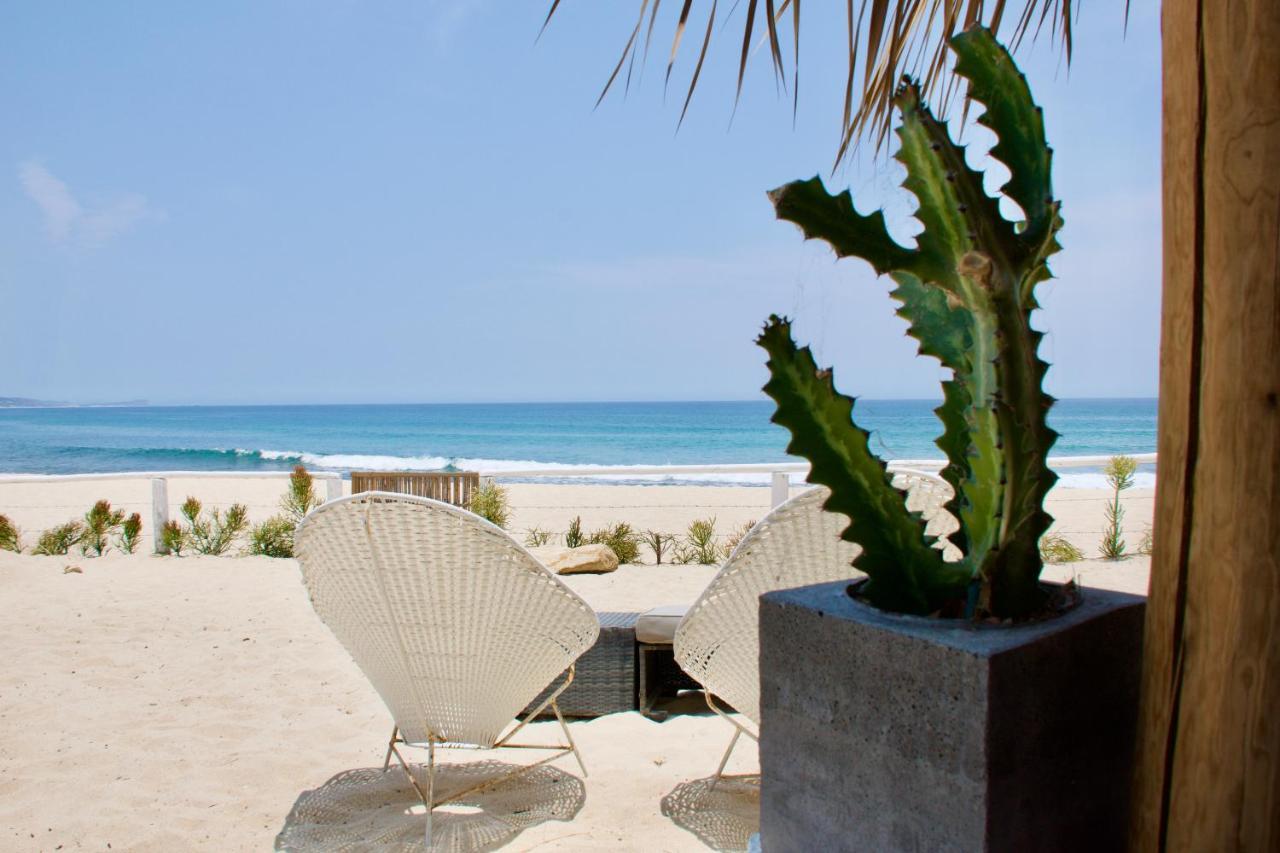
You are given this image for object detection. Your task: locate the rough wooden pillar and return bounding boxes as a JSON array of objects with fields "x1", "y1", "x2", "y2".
[{"x1": 1131, "y1": 1, "x2": 1280, "y2": 848}]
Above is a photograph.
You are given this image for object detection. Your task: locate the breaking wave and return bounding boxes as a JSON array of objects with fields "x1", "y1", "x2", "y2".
[{"x1": 36, "y1": 446, "x2": 1155, "y2": 489}]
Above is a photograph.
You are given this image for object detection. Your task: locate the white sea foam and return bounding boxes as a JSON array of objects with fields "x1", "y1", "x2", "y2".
[
  {"x1": 257, "y1": 449, "x2": 306, "y2": 461},
  {"x1": 1055, "y1": 471, "x2": 1157, "y2": 490},
  {"x1": 246, "y1": 449, "x2": 1155, "y2": 489},
  {"x1": 273, "y1": 451, "x2": 777, "y2": 485}
]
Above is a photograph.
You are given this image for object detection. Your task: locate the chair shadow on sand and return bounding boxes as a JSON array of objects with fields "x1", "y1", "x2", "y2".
[
  {"x1": 275, "y1": 760, "x2": 585, "y2": 852},
  {"x1": 661, "y1": 773, "x2": 761, "y2": 852}
]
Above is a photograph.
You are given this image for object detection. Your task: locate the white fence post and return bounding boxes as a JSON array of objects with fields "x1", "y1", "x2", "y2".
[
  {"x1": 151, "y1": 477, "x2": 169, "y2": 554},
  {"x1": 324, "y1": 475, "x2": 343, "y2": 503},
  {"x1": 771, "y1": 472, "x2": 790, "y2": 508}
]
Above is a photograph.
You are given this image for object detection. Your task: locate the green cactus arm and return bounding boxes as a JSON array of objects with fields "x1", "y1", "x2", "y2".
[
  {"x1": 951, "y1": 26, "x2": 1059, "y2": 257},
  {"x1": 985, "y1": 318, "x2": 1060, "y2": 616},
  {"x1": 758, "y1": 316, "x2": 969, "y2": 614},
  {"x1": 1019, "y1": 230, "x2": 1063, "y2": 307},
  {"x1": 891, "y1": 95, "x2": 1014, "y2": 575},
  {"x1": 767, "y1": 177, "x2": 919, "y2": 277},
  {"x1": 888, "y1": 272, "x2": 975, "y2": 557},
  {"x1": 888, "y1": 272, "x2": 968, "y2": 369},
  {"x1": 892, "y1": 83, "x2": 1022, "y2": 287}
]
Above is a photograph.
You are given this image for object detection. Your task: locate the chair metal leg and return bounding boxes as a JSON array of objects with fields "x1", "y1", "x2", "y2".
[
  {"x1": 383, "y1": 668, "x2": 589, "y2": 846},
  {"x1": 389, "y1": 738, "x2": 433, "y2": 812},
  {"x1": 551, "y1": 699, "x2": 588, "y2": 777},
  {"x1": 710, "y1": 729, "x2": 742, "y2": 791},
  {"x1": 382, "y1": 725, "x2": 399, "y2": 771},
  {"x1": 424, "y1": 739, "x2": 436, "y2": 848},
  {"x1": 380, "y1": 669, "x2": 587, "y2": 847},
  {"x1": 703, "y1": 690, "x2": 757, "y2": 790}
]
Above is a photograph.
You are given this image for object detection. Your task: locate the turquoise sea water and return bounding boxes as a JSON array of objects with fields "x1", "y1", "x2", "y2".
[{"x1": 0, "y1": 399, "x2": 1156, "y2": 486}]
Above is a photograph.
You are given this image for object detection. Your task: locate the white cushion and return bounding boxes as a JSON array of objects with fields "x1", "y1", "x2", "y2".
[{"x1": 636, "y1": 604, "x2": 689, "y2": 645}]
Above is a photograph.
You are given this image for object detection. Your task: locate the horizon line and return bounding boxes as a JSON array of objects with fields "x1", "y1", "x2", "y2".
[{"x1": 0, "y1": 395, "x2": 1162, "y2": 410}]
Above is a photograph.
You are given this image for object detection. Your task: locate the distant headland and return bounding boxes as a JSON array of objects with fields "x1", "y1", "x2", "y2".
[{"x1": 0, "y1": 397, "x2": 148, "y2": 408}]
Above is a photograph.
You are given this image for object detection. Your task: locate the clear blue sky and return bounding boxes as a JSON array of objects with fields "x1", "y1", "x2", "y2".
[{"x1": 1, "y1": 2, "x2": 1161, "y2": 405}]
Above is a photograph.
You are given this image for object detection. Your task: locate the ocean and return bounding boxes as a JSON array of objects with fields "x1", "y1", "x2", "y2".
[{"x1": 0, "y1": 399, "x2": 1157, "y2": 488}]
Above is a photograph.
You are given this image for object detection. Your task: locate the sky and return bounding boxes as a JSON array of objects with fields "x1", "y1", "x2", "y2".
[{"x1": 0, "y1": 1, "x2": 1162, "y2": 405}]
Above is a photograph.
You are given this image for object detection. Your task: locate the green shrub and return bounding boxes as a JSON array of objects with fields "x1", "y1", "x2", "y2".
[
  {"x1": 160, "y1": 520, "x2": 186, "y2": 556},
  {"x1": 81, "y1": 499, "x2": 126, "y2": 556},
  {"x1": 0, "y1": 514, "x2": 21, "y2": 553},
  {"x1": 721, "y1": 519, "x2": 757, "y2": 560},
  {"x1": 246, "y1": 467, "x2": 319, "y2": 558},
  {"x1": 1100, "y1": 455, "x2": 1138, "y2": 560},
  {"x1": 281, "y1": 465, "x2": 321, "y2": 523},
  {"x1": 643, "y1": 530, "x2": 675, "y2": 565},
  {"x1": 180, "y1": 497, "x2": 249, "y2": 556},
  {"x1": 564, "y1": 516, "x2": 585, "y2": 548},
  {"x1": 248, "y1": 515, "x2": 296, "y2": 558},
  {"x1": 467, "y1": 481, "x2": 510, "y2": 528},
  {"x1": 181, "y1": 496, "x2": 202, "y2": 526},
  {"x1": 675, "y1": 517, "x2": 720, "y2": 565},
  {"x1": 1039, "y1": 534, "x2": 1084, "y2": 565},
  {"x1": 524, "y1": 526, "x2": 554, "y2": 547},
  {"x1": 117, "y1": 513, "x2": 142, "y2": 554},
  {"x1": 587, "y1": 522, "x2": 640, "y2": 564},
  {"x1": 33, "y1": 521, "x2": 85, "y2": 556},
  {"x1": 197, "y1": 506, "x2": 247, "y2": 555}
]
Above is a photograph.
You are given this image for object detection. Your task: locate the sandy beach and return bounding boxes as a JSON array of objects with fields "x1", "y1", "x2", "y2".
[{"x1": 0, "y1": 477, "x2": 1154, "y2": 850}]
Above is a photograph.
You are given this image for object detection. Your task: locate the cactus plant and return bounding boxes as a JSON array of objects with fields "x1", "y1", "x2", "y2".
[{"x1": 758, "y1": 27, "x2": 1061, "y2": 619}]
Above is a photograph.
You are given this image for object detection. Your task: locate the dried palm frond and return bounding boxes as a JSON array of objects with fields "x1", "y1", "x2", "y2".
[{"x1": 545, "y1": 1, "x2": 1119, "y2": 160}]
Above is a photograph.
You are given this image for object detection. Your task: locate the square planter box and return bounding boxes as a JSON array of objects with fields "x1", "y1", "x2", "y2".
[{"x1": 758, "y1": 580, "x2": 1144, "y2": 853}]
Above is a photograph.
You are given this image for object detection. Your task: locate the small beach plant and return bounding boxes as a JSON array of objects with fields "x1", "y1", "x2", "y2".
[
  {"x1": 1137, "y1": 526, "x2": 1154, "y2": 557},
  {"x1": 281, "y1": 465, "x2": 321, "y2": 523},
  {"x1": 759, "y1": 28, "x2": 1063, "y2": 618},
  {"x1": 81, "y1": 499, "x2": 126, "y2": 556},
  {"x1": 642, "y1": 530, "x2": 675, "y2": 565},
  {"x1": 248, "y1": 515, "x2": 296, "y2": 558},
  {"x1": 33, "y1": 521, "x2": 85, "y2": 556},
  {"x1": 564, "y1": 516, "x2": 585, "y2": 549},
  {"x1": 467, "y1": 481, "x2": 510, "y2": 529},
  {"x1": 0, "y1": 514, "x2": 21, "y2": 553},
  {"x1": 587, "y1": 522, "x2": 640, "y2": 564},
  {"x1": 117, "y1": 513, "x2": 143, "y2": 554},
  {"x1": 1100, "y1": 455, "x2": 1138, "y2": 560},
  {"x1": 524, "y1": 526, "x2": 555, "y2": 547},
  {"x1": 203, "y1": 504, "x2": 249, "y2": 556},
  {"x1": 1040, "y1": 534, "x2": 1084, "y2": 565},
  {"x1": 721, "y1": 520, "x2": 757, "y2": 560},
  {"x1": 182, "y1": 497, "x2": 249, "y2": 556},
  {"x1": 160, "y1": 520, "x2": 187, "y2": 556},
  {"x1": 675, "y1": 517, "x2": 720, "y2": 565}
]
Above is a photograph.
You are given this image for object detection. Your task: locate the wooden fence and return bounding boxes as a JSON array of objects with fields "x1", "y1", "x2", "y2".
[{"x1": 349, "y1": 470, "x2": 479, "y2": 507}]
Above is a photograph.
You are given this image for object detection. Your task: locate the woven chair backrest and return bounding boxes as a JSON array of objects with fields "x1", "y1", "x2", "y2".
[
  {"x1": 295, "y1": 492, "x2": 599, "y2": 748},
  {"x1": 674, "y1": 472, "x2": 956, "y2": 726}
]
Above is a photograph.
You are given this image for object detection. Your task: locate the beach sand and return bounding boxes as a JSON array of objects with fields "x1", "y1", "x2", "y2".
[{"x1": 0, "y1": 477, "x2": 1153, "y2": 851}]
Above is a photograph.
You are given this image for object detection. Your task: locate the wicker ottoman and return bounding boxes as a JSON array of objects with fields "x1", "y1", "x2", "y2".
[{"x1": 526, "y1": 611, "x2": 640, "y2": 717}]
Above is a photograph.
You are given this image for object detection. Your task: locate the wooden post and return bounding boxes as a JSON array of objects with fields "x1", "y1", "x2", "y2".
[
  {"x1": 151, "y1": 477, "x2": 169, "y2": 554},
  {"x1": 771, "y1": 471, "x2": 790, "y2": 508},
  {"x1": 1131, "y1": 1, "x2": 1280, "y2": 848}
]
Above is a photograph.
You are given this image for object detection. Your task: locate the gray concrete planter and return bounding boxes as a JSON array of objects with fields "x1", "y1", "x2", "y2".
[{"x1": 758, "y1": 580, "x2": 1144, "y2": 853}]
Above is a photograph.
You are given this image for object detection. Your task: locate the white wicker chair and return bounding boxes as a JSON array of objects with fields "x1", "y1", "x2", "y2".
[
  {"x1": 673, "y1": 470, "x2": 956, "y2": 783},
  {"x1": 294, "y1": 492, "x2": 600, "y2": 844}
]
